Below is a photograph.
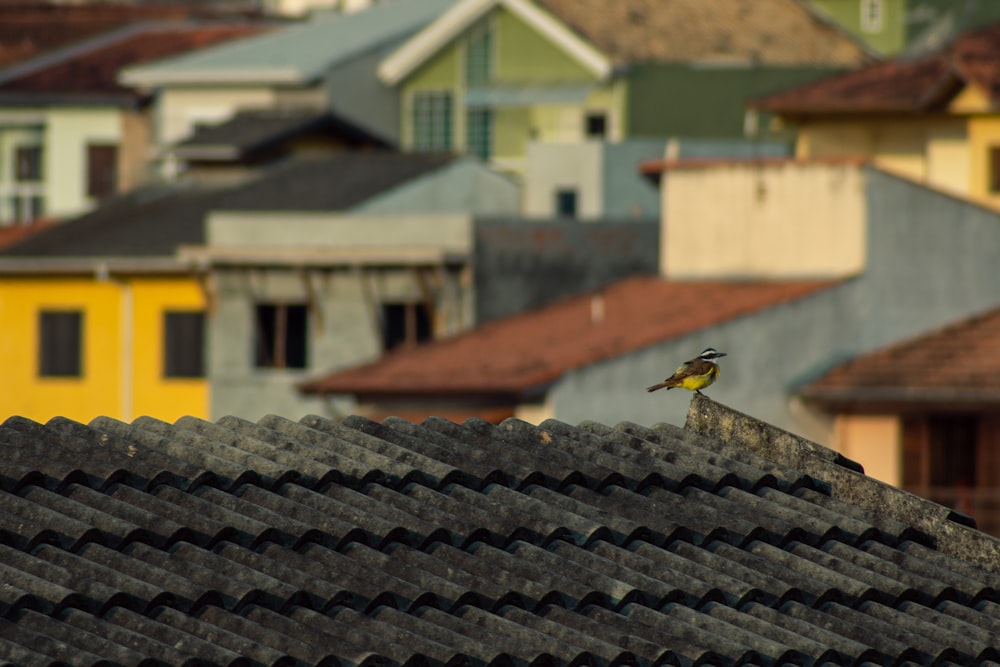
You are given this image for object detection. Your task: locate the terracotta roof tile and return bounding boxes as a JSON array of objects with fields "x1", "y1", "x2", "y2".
[
  {"x1": 535, "y1": 0, "x2": 872, "y2": 66},
  {"x1": 755, "y1": 22, "x2": 1000, "y2": 114},
  {"x1": 801, "y1": 307, "x2": 1000, "y2": 403},
  {"x1": 0, "y1": 3, "x2": 197, "y2": 68},
  {"x1": 300, "y1": 276, "x2": 837, "y2": 397},
  {"x1": 0, "y1": 23, "x2": 268, "y2": 102}
]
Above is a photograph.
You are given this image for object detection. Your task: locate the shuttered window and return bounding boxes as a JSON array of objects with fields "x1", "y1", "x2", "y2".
[
  {"x1": 39, "y1": 310, "x2": 82, "y2": 377},
  {"x1": 87, "y1": 143, "x2": 118, "y2": 199},
  {"x1": 164, "y1": 311, "x2": 205, "y2": 378}
]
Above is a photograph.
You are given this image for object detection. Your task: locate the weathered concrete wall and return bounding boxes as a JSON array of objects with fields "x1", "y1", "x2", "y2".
[{"x1": 552, "y1": 167, "x2": 1000, "y2": 445}]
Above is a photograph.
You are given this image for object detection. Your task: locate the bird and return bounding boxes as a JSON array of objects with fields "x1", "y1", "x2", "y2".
[{"x1": 646, "y1": 348, "x2": 727, "y2": 395}]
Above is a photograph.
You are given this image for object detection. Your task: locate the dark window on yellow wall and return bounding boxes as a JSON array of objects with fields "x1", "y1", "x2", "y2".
[
  {"x1": 990, "y1": 147, "x2": 1000, "y2": 192},
  {"x1": 254, "y1": 303, "x2": 307, "y2": 369},
  {"x1": 39, "y1": 310, "x2": 82, "y2": 377},
  {"x1": 164, "y1": 311, "x2": 205, "y2": 378},
  {"x1": 87, "y1": 143, "x2": 118, "y2": 200},
  {"x1": 382, "y1": 302, "x2": 432, "y2": 351}
]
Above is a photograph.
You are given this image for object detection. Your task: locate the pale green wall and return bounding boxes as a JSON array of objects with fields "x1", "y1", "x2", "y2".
[
  {"x1": 399, "y1": 6, "x2": 613, "y2": 160},
  {"x1": 493, "y1": 8, "x2": 592, "y2": 82},
  {"x1": 46, "y1": 107, "x2": 121, "y2": 217},
  {"x1": 0, "y1": 106, "x2": 121, "y2": 222},
  {"x1": 808, "y1": 0, "x2": 906, "y2": 55}
]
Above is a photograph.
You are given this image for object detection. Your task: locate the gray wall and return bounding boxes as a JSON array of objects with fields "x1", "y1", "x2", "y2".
[
  {"x1": 550, "y1": 168, "x2": 1000, "y2": 444},
  {"x1": 474, "y1": 218, "x2": 659, "y2": 323}
]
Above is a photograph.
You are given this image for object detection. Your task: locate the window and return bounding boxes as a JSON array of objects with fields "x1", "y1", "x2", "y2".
[
  {"x1": 989, "y1": 147, "x2": 1000, "y2": 193},
  {"x1": 412, "y1": 91, "x2": 453, "y2": 151},
  {"x1": 39, "y1": 310, "x2": 82, "y2": 377},
  {"x1": 164, "y1": 311, "x2": 205, "y2": 378},
  {"x1": 467, "y1": 109, "x2": 492, "y2": 160},
  {"x1": 860, "y1": 0, "x2": 883, "y2": 33},
  {"x1": 9, "y1": 194, "x2": 44, "y2": 223},
  {"x1": 555, "y1": 188, "x2": 578, "y2": 218},
  {"x1": 254, "y1": 303, "x2": 308, "y2": 369},
  {"x1": 87, "y1": 144, "x2": 118, "y2": 200},
  {"x1": 585, "y1": 112, "x2": 607, "y2": 139},
  {"x1": 465, "y1": 21, "x2": 492, "y2": 86},
  {"x1": 15, "y1": 145, "x2": 42, "y2": 181},
  {"x1": 382, "y1": 302, "x2": 432, "y2": 351},
  {"x1": 927, "y1": 415, "x2": 978, "y2": 488}
]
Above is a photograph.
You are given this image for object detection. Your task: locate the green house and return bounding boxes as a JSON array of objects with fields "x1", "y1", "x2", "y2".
[{"x1": 378, "y1": 0, "x2": 873, "y2": 173}]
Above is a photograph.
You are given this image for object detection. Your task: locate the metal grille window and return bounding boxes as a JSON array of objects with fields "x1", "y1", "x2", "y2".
[
  {"x1": 382, "y1": 302, "x2": 432, "y2": 351},
  {"x1": 860, "y1": 0, "x2": 883, "y2": 32},
  {"x1": 466, "y1": 108, "x2": 492, "y2": 160},
  {"x1": 39, "y1": 310, "x2": 83, "y2": 377},
  {"x1": 412, "y1": 91, "x2": 453, "y2": 151},
  {"x1": 254, "y1": 303, "x2": 308, "y2": 369},
  {"x1": 465, "y1": 21, "x2": 492, "y2": 86},
  {"x1": 164, "y1": 311, "x2": 205, "y2": 378},
  {"x1": 15, "y1": 145, "x2": 42, "y2": 181}
]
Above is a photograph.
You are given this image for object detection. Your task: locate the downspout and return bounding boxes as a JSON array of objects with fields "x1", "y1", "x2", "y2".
[{"x1": 97, "y1": 263, "x2": 133, "y2": 421}]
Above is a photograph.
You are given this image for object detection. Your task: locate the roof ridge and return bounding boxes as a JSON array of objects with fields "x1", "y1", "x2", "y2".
[{"x1": 684, "y1": 395, "x2": 1000, "y2": 572}]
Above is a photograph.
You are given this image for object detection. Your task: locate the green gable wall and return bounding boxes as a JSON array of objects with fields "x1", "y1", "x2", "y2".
[
  {"x1": 493, "y1": 8, "x2": 594, "y2": 82},
  {"x1": 809, "y1": 0, "x2": 905, "y2": 55},
  {"x1": 627, "y1": 63, "x2": 847, "y2": 139}
]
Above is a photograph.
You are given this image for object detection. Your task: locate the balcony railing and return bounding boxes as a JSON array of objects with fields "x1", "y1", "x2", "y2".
[{"x1": 0, "y1": 182, "x2": 45, "y2": 225}]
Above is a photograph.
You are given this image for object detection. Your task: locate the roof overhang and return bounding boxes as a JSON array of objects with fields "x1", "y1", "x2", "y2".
[
  {"x1": 377, "y1": 0, "x2": 612, "y2": 86},
  {"x1": 119, "y1": 67, "x2": 306, "y2": 87},
  {"x1": 800, "y1": 387, "x2": 1000, "y2": 413},
  {"x1": 178, "y1": 245, "x2": 469, "y2": 269},
  {"x1": 0, "y1": 256, "x2": 192, "y2": 275}
]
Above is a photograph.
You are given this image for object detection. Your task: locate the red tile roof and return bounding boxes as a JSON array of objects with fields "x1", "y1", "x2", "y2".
[
  {"x1": 0, "y1": 4, "x2": 242, "y2": 68},
  {"x1": 801, "y1": 307, "x2": 1000, "y2": 404},
  {"x1": 300, "y1": 276, "x2": 837, "y2": 398},
  {"x1": 754, "y1": 22, "x2": 1000, "y2": 114},
  {"x1": 0, "y1": 23, "x2": 268, "y2": 103}
]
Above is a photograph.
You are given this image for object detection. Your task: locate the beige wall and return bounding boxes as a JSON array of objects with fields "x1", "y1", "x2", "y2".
[
  {"x1": 157, "y1": 87, "x2": 277, "y2": 147},
  {"x1": 662, "y1": 159, "x2": 866, "y2": 278},
  {"x1": 796, "y1": 117, "x2": 970, "y2": 197},
  {"x1": 833, "y1": 414, "x2": 901, "y2": 485}
]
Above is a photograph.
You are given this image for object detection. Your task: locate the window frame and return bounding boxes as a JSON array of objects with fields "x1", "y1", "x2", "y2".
[
  {"x1": 253, "y1": 302, "x2": 308, "y2": 370},
  {"x1": 38, "y1": 309, "x2": 83, "y2": 378},
  {"x1": 163, "y1": 310, "x2": 205, "y2": 379},
  {"x1": 412, "y1": 90, "x2": 453, "y2": 152}
]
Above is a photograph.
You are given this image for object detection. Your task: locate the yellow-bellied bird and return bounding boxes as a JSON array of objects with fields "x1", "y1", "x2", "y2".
[{"x1": 646, "y1": 348, "x2": 727, "y2": 395}]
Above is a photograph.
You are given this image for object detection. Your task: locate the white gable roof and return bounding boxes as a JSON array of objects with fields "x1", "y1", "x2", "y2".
[{"x1": 377, "y1": 0, "x2": 612, "y2": 86}]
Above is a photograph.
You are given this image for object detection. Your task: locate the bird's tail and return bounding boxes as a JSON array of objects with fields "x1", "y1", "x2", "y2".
[{"x1": 646, "y1": 382, "x2": 673, "y2": 392}]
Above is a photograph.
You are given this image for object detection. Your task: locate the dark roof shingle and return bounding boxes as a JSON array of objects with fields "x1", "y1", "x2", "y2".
[
  {"x1": 1, "y1": 396, "x2": 999, "y2": 664},
  {"x1": 0, "y1": 151, "x2": 456, "y2": 258}
]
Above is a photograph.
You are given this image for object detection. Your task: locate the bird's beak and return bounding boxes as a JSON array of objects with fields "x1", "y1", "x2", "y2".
[{"x1": 716, "y1": 352, "x2": 728, "y2": 357}]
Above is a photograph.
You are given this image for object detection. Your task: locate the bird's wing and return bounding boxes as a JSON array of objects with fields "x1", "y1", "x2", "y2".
[{"x1": 669, "y1": 359, "x2": 711, "y2": 381}]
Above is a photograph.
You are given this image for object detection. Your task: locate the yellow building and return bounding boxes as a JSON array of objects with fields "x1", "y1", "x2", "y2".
[
  {"x1": 0, "y1": 256, "x2": 207, "y2": 424},
  {"x1": 754, "y1": 22, "x2": 1000, "y2": 208}
]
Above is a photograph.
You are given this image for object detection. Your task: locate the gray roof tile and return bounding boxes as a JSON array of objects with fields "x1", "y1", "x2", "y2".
[{"x1": 2, "y1": 395, "x2": 1000, "y2": 664}]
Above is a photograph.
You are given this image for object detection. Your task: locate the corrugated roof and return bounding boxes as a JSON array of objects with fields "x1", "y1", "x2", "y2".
[
  {"x1": 801, "y1": 306, "x2": 1000, "y2": 405},
  {"x1": 121, "y1": 0, "x2": 458, "y2": 85},
  {"x1": 0, "y1": 151, "x2": 456, "y2": 260},
  {"x1": 755, "y1": 21, "x2": 1000, "y2": 114},
  {"x1": 0, "y1": 396, "x2": 998, "y2": 664},
  {"x1": 0, "y1": 22, "x2": 267, "y2": 105},
  {"x1": 532, "y1": 0, "x2": 873, "y2": 66},
  {"x1": 300, "y1": 276, "x2": 838, "y2": 397}
]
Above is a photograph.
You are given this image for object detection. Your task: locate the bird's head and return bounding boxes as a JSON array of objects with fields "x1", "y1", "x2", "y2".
[{"x1": 699, "y1": 348, "x2": 727, "y2": 360}]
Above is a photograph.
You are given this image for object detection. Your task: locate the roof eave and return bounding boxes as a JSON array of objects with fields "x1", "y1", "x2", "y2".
[
  {"x1": 119, "y1": 67, "x2": 306, "y2": 87},
  {"x1": 800, "y1": 387, "x2": 1000, "y2": 408},
  {"x1": 0, "y1": 256, "x2": 192, "y2": 275}
]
